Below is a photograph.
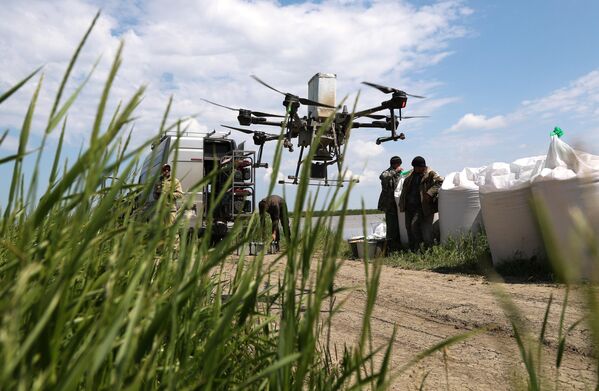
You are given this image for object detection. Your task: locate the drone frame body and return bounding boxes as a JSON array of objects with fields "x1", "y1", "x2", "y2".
[{"x1": 203, "y1": 76, "x2": 427, "y2": 186}]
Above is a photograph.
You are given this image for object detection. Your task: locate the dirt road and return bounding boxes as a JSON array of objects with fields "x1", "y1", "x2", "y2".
[{"x1": 325, "y1": 258, "x2": 596, "y2": 390}]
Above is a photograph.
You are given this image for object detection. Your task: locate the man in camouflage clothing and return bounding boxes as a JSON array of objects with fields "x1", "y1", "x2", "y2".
[
  {"x1": 378, "y1": 156, "x2": 403, "y2": 253},
  {"x1": 154, "y1": 164, "x2": 183, "y2": 251},
  {"x1": 399, "y1": 156, "x2": 443, "y2": 251}
]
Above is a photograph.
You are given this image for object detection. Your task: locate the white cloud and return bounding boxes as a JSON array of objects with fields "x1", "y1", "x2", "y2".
[
  {"x1": 448, "y1": 113, "x2": 507, "y2": 132},
  {"x1": 517, "y1": 70, "x2": 599, "y2": 118},
  {"x1": 263, "y1": 166, "x2": 285, "y2": 183},
  {"x1": 448, "y1": 69, "x2": 599, "y2": 135},
  {"x1": 353, "y1": 168, "x2": 381, "y2": 186},
  {"x1": 348, "y1": 139, "x2": 384, "y2": 161}
]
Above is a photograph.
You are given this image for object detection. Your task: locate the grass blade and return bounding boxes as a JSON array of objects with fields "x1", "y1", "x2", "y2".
[{"x1": 0, "y1": 66, "x2": 42, "y2": 105}]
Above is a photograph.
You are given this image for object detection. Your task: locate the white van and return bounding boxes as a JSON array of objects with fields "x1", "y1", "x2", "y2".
[{"x1": 138, "y1": 130, "x2": 256, "y2": 233}]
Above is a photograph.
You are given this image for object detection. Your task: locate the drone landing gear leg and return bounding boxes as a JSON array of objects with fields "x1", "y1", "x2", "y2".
[
  {"x1": 331, "y1": 132, "x2": 344, "y2": 177},
  {"x1": 291, "y1": 146, "x2": 304, "y2": 184},
  {"x1": 390, "y1": 107, "x2": 397, "y2": 138},
  {"x1": 375, "y1": 107, "x2": 406, "y2": 144},
  {"x1": 255, "y1": 144, "x2": 268, "y2": 168}
]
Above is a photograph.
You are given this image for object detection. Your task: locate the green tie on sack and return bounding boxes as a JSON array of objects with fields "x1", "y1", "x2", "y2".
[{"x1": 550, "y1": 126, "x2": 564, "y2": 138}]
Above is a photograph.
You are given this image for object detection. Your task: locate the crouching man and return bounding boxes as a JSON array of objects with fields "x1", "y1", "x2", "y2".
[{"x1": 259, "y1": 195, "x2": 291, "y2": 252}]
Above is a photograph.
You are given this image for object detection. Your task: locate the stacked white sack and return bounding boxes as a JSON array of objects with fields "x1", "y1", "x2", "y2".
[
  {"x1": 439, "y1": 167, "x2": 486, "y2": 243},
  {"x1": 394, "y1": 173, "x2": 439, "y2": 247},
  {"x1": 479, "y1": 156, "x2": 546, "y2": 265},
  {"x1": 531, "y1": 136, "x2": 599, "y2": 279}
]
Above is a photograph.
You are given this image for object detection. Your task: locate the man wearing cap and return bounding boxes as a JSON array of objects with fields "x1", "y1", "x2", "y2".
[
  {"x1": 378, "y1": 156, "x2": 403, "y2": 253},
  {"x1": 154, "y1": 164, "x2": 183, "y2": 250},
  {"x1": 399, "y1": 156, "x2": 444, "y2": 251}
]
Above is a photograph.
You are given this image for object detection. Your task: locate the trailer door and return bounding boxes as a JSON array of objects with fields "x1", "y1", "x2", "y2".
[{"x1": 171, "y1": 136, "x2": 204, "y2": 227}]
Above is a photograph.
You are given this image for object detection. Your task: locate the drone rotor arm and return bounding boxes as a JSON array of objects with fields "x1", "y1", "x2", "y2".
[
  {"x1": 265, "y1": 134, "x2": 280, "y2": 141},
  {"x1": 256, "y1": 120, "x2": 286, "y2": 128},
  {"x1": 364, "y1": 114, "x2": 387, "y2": 120},
  {"x1": 351, "y1": 121, "x2": 388, "y2": 129},
  {"x1": 354, "y1": 104, "x2": 387, "y2": 118}
]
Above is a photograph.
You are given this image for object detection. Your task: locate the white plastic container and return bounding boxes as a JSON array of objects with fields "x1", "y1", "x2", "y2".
[
  {"x1": 348, "y1": 237, "x2": 385, "y2": 259},
  {"x1": 308, "y1": 73, "x2": 336, "y2": 119},
  {"x1": 248, "y1": 241, "x2": 264, "y2": 255}
]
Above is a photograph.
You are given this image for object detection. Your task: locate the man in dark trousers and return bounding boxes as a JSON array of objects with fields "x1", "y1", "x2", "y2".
[
  {"x1": 377, "y1": 156, "x2": 403, "y2": 253},
  {"x1": 258, "y1": 195, "x2": 291, "y2": 251},
  {"x1": 399, "y1": 156, "x2": 444, "y2": 251}
]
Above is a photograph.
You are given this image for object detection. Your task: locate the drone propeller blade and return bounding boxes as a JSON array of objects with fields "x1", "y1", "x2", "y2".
[
  {"x1": 251, "y1": 111, "x2": 286, "y2": 118},
  {"x1": 298, "y1": 97, "x2": 335, "y2": 109},
  {"x1": 203, "y1": 98, "x2": 284, "y2": 118},
  {"x1": 221, "y1": 124, "x2": 254, "y2": 134},
  {"x1": 361, "y1": 81, "x2": 426, "y2": 99},
  {"x1": 221, "y1": 124, "x2": 280, "y2": 138},
  {"x1": 250, "y1": 75, "x2": 286, "y2": 95},
  {"x1": 201, "y1": 98, "x2": 238, "y2": 111},
  {"x1": 252, "y1": 75, "x2": 335, "y2": 108},
  {"x1": 402, "y1": 115, "x2": 429, "y2": 119},
  {"x1": 361, "y1": 81, "x2": 398, "y2": 94}
]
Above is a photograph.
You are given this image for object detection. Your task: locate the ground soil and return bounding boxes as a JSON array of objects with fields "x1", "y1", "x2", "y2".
[{"x1": 254, "y1": 254, "x2": 597, "y2": 390}]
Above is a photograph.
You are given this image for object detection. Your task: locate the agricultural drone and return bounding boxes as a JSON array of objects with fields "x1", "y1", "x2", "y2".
[{"x1": 202, "y1": 74, "x2": 427, "y2": 185}]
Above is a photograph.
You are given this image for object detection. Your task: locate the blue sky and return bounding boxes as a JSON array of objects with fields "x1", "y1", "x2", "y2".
[{"x1": 1, "y1": 0, "x2": 598, "y2": 209}]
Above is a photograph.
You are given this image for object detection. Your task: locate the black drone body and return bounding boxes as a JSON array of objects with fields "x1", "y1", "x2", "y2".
[{"x1": 201, "y1": 76, "x2": 428, "y2": 185}]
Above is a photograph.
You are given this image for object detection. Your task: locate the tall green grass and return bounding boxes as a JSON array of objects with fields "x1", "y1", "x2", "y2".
[{"x1": 381, "y1": 234, "x2": 490, "y2": 275}]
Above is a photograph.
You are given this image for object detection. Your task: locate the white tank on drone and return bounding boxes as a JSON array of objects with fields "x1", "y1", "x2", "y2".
[{"x1": 308, "y1": 73, "x2": 336, "y2": 119}]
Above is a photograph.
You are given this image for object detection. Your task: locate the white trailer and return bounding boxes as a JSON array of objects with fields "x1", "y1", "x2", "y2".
[{"x1": 138, "y1": 130, "x2": 256, "y2": 233}]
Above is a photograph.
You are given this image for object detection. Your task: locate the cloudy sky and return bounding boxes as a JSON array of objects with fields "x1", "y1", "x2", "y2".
[{"x1": 1, "y1": 0, "x2": 599, "y2": 209}]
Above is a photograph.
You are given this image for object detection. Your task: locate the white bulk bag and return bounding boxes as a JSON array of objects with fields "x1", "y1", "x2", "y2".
[
  {"x1": 479, "y1": 157, "x2": 546, "y2": 265},
  {"x1": 531, "y1": 136, "x2": 599, "y2": 279},
  {"x1": 439, "y1": 167, "x2": 486, "y2": 242}
]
